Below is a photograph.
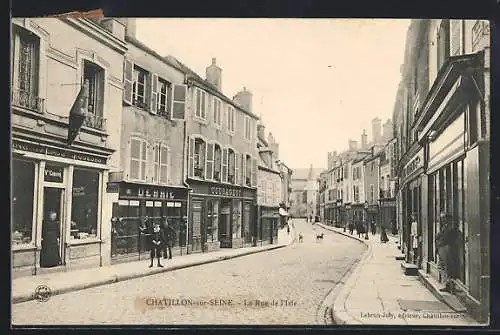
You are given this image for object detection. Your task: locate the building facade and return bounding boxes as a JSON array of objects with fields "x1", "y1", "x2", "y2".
[
  {"x1": 396, "y1": 19, "x2": 490, "y2": 322},
  {"x1": 108, "y1": 20, "x2": 190, "y2": 263},
  {"x1": 11, "y1": 17, "x2": 127, "y2": 276},
  {"x1": 378, "y1": 137, "x2": 398, "y2": 232}
]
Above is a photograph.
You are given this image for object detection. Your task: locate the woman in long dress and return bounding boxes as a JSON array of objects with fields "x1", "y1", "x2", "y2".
[
  {"x1": 40, "y1": 210, "x2": 62, "y2": 268},
  {"x1": 380, "y1": 226, "x2": 389, "y2": 243}
]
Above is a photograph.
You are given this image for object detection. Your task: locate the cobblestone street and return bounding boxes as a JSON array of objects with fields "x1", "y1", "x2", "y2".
[{"x1": 12, "y1": 220, "x2": 365, "y2": 325}]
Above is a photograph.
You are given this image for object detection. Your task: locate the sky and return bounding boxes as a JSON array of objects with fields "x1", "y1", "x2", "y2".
[{"x1": 135, "y1": 18, "x2": 411, "y2": 170}]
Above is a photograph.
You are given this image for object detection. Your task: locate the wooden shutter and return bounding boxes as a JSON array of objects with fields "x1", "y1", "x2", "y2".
[
  {"x1": 166, "y1": 84, "x2": 172, "y2": 119},
  {"x1": 123, "y1": 58, "x2": 133, "y2": 105},
  {"x1": 252, "y1": 158, "x2": 258, "y2": 187},
  {"x1": 96, "y1": 69, "x2": 105, "y2": 119},
  {"x1": 150, "y1": 73, "x2": 158, "y2": 114},
  {"x1": 206, "y1": 142, "x2": 214, "y2": 180},
  {"x1": 222, "y1": 148, "x2": 228, "y2": 183},
  {"x1": 234, "y1": 152, "x2": 240, "y2": 185},
  {"x1": 188, "y1": 136, "x2": 194, "y2": 178},
  {"x1": 171, "y1": 84, "x2": 187, "y2": 120},
  {"x1": 450, "y1": 20, "x2": 461, "y2": 56}
]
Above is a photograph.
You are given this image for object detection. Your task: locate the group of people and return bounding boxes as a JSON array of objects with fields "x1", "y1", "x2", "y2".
[
  {"x1": 346, "y1": 220, "x2": 389, "y2": 243},
  {"x1": 139, "y1": 216, "x2": 176, "y2": 268}
]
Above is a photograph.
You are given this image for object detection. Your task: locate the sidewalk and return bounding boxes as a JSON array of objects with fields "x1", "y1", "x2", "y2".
[
  {"x1": 316, "y1": 223, "x2": 481, "y2": 326},
  {"x1": 12, "y1": 227, "x2": 296, "y2": 304}
]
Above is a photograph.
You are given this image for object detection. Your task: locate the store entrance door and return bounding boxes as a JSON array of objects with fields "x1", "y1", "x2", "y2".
[{"x1": 40, "y1": 187, "x2": 65, "y2": 268}]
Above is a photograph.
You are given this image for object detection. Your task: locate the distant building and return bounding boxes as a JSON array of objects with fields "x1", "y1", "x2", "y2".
[{"x1": 289, "y1": 166, "x2": 322, "y2": 218}]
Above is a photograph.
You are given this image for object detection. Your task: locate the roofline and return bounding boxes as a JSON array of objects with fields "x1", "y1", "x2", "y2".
[{"x1": 125, "y1": 36, "x2": 185, "y2": 74}]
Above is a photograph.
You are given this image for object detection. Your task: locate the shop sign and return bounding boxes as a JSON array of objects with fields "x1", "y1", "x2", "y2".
[
  {"x1": 210, "y1": 186, "x2": 242, "y2": 197},
  {"x1": 402, "y1": 150, "x2": 423, "y2": 181},
  {"x1": 44, "y1": 165, "x2": 64, "y2": 183},
  {"x1": 106, "y1": 182, "x2": 119, "y2": 193},
  {"x1": 120, "y1": 184, "x2": 186, "y2": 200},
  {"x1": 13, "y1": 140, "x2": 107, "y2": 165}
]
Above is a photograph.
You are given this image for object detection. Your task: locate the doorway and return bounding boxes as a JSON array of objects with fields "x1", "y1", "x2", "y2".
[{"x1": 40, "y1": 187, "x2": 65, "y2": 268}]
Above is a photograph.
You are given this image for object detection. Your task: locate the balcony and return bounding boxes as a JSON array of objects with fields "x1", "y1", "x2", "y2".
[
  {"x1": 11, "y1": 88, "x2": 44, "y2": 114},
  {"x1": 83, "y1": 111, "x2": 107, "y2": 131}
]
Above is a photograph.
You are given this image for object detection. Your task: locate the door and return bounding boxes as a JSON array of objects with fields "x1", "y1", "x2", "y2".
[
  {"x1": 41, "y1": 187, "x2": 65, "y2": 267},
  {"x1": 191, "y1": 199, "x2": 203, "y2": 252},
  {"x1": 218, "y1": 199, "x2": 232, "y2": 248}
]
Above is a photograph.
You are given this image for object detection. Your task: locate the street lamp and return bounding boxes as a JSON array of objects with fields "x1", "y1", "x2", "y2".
[{"x1": 364, "y1": 201, "x2": 369, "y2": 240}]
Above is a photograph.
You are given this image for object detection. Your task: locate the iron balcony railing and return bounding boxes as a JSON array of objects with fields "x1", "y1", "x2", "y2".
[
  {"x1": 11, "y1": 87, "x2": 44, "y2": 114},
  {"x1": 83, "y1": 111, "x2": 107, "y2": 131}
]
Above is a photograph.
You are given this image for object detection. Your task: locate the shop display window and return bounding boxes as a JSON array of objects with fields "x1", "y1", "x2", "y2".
[
  {"x1": 12, "y1": 159, "x2": 36, "y2": 245},
  {"x1": 70, "y1": 169, "x2": 99, "y2": 240}
]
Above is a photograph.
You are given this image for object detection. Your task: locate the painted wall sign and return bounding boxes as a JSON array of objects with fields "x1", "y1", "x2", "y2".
[
  {"x1": 119, "y1": 183, "x2": 187, "y2": 200},
  {"x1": 13, "y1": 140, "x2": 107, "y2": 165},
  {"x1": 402, "y1": 150, "x2": 424, "y2": 181},
  {"x1": 44, "y1": 165, "x2": 64, "y2": 183},
  {"x1": 210, "y1": 186, "x2": 242, "y2": 198},
  {"x1": 106, "y1": 182, "x2": 119, "y2": 193}
]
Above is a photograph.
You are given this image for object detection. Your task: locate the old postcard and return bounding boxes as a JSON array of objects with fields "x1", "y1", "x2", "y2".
[{"x1": 10, "y1": 17, "x2": 490, "y2": 326}]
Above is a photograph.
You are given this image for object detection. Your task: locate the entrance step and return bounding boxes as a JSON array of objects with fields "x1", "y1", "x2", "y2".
[
  {"x1": 418, "y1": 270, "x2": 468, "y2": 313},
  {"x1": 401, "y1": 262, "x2": 419, "y2": 276},
  {"x1": 395, "y1": 255, "x2": 405, "y2": 261}
]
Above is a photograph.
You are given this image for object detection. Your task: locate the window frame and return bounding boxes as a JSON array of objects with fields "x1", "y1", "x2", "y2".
[
  {"x1": 153, "y1": 142, "x2": 170, "y2": 185},
  {"x1": 227, "y1": 105, "x2": 236, "y2": 134},
  {"x1": 226, "y1": 147, "x2": 237, "y2": 184},
  {"x1": 128, "y1": 137, "x2": 148, "y2": 182},
  {"x1": 132, "y1": 65, "x2": 149, "y2": 110},
  {"x1": 244, "y1": 115, "x2": 252, "y2": 141},
  {"x1": 194, "y1": 88, "x2": 208, "y2": 121},
  {"x1": 213, "y1": 97, "x2": 223, "y2": 127},
  {"x1": 157, "y1": 77, "x2": 171, "y2": 117}
]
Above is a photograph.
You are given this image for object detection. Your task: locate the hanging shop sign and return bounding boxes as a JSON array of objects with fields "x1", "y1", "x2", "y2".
[
  {"x1": 402, "y1": 150, "x2": 424, "y2": 181},
  {"x1": 44, "y1": 165, "x2": 64, "y2": 183},
  {"x1": 13, "y1": 140, "x2": 107, "y2": 165}
]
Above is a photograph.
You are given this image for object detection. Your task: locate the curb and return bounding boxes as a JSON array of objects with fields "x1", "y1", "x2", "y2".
[
  {"x1": 315, "y1": 223, "x2": 372, "y2": 325},
  {"x1": 13, "y1": 234, "x2": 294, "y2": 305}
]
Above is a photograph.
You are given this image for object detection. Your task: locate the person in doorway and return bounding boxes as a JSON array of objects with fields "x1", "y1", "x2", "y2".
[
  {"x1": 162, "y1": 217, "x2": 175, "y2": 260},
  {"x1": 380, "y1": 226, "x2": 389, "y2": 243},
  {"x1": 40, "y1": 210, "x2": 62, "y2": 268},
  {"x1": 370, "y1": 220, "x2": 376, "y2": 235},
  {"x1": 309, "y1": 215, "x2": 312, "y2": 223},
  {"x1": 410, "y1": 214, "x2": 419, "y2": 264},
  {"x1": 148, "y1": 222, "x2": 165, "y2": 268},
  {"x1": 436, "y1": 212, "x2": 460, "y2": 293},
  {"x1": 391, "y1": 221, "x2": 398, "y2": 235}
]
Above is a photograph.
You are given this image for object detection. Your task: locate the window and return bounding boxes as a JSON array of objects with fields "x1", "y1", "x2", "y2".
[
  {"x1": 11, "y1": 25, "x2": 41, "y2": 112},
  {"x1": 70, "y1": 169, "x2": 99, "y2": 240},
  {"x1": 82, "y1": 60, "x2": 105, "y2": 129},
  {"x1": 153, "y1": 143, "x2": 169, "y2": 184},
  {"x1": 244, "y1": 116, "x2": 251, "y2": 141},
  {"x1": 157, "y1": 78, "x2": 170, "y2": 117},
  {"x1": 132, "y1": 66, "x2": 148, "y2": 109},
  {"x1": 207, "y1": 199, "x2": 219, "y2": 242},
  {"x1": 228, "y1": 149, "x2": 236, "y2": 184},
  {"x1": 245, "y1": 155, "x2": 252, "y2": 186},
  {"x1": 213, "y1": 98, "x2": 222, "y2": 126},
  {"x1": 195, "y1": 88, "x2": 207, "y2": 119},
  {"x1": 214, "y1": 144, "x2": 222, "y2": 181},
  {"x1": 12, "y1": 160, "x2": 36, "y2": 245},
  {"x1": 129, "y1": 138, "x2": 147, "y2": 181},
  {"x1": 370, "y1": 184, "x2": 374, "y2": 203},
  {"x1": 194, "y1": 138, "x2": 206, "y2": 178},
  {"x1": 227, "y1": 106, "x2": 235, "y2": 133}
]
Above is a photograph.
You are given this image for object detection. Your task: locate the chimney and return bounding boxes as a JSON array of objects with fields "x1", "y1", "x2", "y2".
[
  {"x1": 257, "y1": 122, "x2": 265, "y2": 141},
  {"x1": 361, "y1": 129, "x2": 368, "y2": 150},
  {"x1": 206, "y1": 57, "x2": 222, "y2": 91},
  {"x1": 233, "y1": 87, "x2": 253, "y2": 113},
  {"x1": 119, "y1": 18, "x2": 137, "y2": 39},
  {"x1": 348, "y1": 140, "x2": 358, "y2": 151},
  {"x1": 328, "y1": 152, "x2": 332, "y2": 170},
  {"x1": 383, "y1": 119, "x2": 394, "y2": 141},
  {"x1": 100, "y1": 18, "x2": 126, "y2": 41},
  {"x1": 267, "y1": 132, "x2": 279, "y2": 160},
  {"x1": 372, "y1": 117, "x2": 382, "y2": 143}
]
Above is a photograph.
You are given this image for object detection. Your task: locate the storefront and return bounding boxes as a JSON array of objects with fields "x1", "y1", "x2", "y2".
[
  {"x1": 352, "y1": 203, "x2": 364, "y2": 227},
  {"x1": 12, "y1": 139, "x2": 112, "y2": 277},
  {"x1": 399, "y1": 145, "x2": 424, "y2": 266},
  {"x1": 258, "y1": 206, "x2": 280, "y2": 246},
  {"x1": 366, "y1": 205, "x2": 379, "y2": 229},
  {"x1": 189, "y1": 181, "x2": 257, "y2": 252},
  {"x1": 108, "y1": 182, "x2": 188, "y2": 262},
  {"x1": 379, "y1": 198, "x2": 396, "y2": 233}
]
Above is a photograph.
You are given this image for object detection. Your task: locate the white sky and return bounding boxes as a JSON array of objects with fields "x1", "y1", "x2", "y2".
[{"x1": 135, "y1": 18, "x2": 411, "y2": 170}]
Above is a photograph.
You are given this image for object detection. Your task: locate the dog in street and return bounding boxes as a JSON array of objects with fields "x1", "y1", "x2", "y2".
[
  {"x1": 298, "y1": 233, "x2": 304, "y2": 243},
  {"x1": 316, "y1": 233, "x2": 324, "y2": 241}
]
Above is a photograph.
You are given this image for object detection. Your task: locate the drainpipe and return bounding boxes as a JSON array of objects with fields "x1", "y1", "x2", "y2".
[{"x1": 181, "y1": 75, "x2": 191, "y2": 255}]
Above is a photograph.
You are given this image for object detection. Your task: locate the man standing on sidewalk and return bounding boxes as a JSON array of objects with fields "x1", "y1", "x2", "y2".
[
  {"x1": 162, "y1": 217, "x2": 175, "y2": 260},
  {"x1": 436, "y1": 212, "x2": 460, "y2": 293}
]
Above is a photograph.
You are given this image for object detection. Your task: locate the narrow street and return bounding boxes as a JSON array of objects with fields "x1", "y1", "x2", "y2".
[{"x1": 12, "y1": 220, "x2": 365, "y2": 325}]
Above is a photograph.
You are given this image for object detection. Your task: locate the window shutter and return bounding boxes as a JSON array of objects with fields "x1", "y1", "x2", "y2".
[
  {"x1": 188, "y1": 136, "x2": 194, "y2": 178},
  {"x1": 123, "y1": 58, "x2": 133, "y2": 105},
  {"x1": 96, "y1": 69, "x2": 105, "y2": 118},
  {"x1": 206, "y1": 142, "x2": 214, "y2": 180},
  {"x1": 234, "y1": 152, "x2": 240, "y2": 185},
  {"x1": 252, "y1": 158, "x2": 258, "y2": 187},
  {"x1": 171, "y1": 84, "x2": 187, "y2": 120},
  {"x1": 222, "y1": 148, "x2": 228, "y2": 183},
  {"x1": 241, "y1": 154, "x2": 246, "y2": 185},
  {"x1": 126, "y1": 138, "x2": 131, "y2": 179},
  {"x1": 150, "y1": 73, "x2": 158, "y2": 114},
  {"x1": 450, "y1": 20, "x2": 461, "y2": 56},
  {"x1": 166, "y1": 84, "x2": 172, "y2": 118}
]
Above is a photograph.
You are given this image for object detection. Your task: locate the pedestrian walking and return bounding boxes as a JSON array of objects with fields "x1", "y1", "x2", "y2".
[
  {"x1": 370, "y1": 220, "x2": 376, "y2": 235},
  {"x1": 380, "y1": 226, "x2": 389, "y2": 243},
  {"x1": 309, "y1": 215, "x2": 312, "y2": 223},
  {"x1": 149, "y1": 222, "x2": 165, "y2": 267},
  {"x1": 410, "y1": 214, "x2": 419, "y2": 264},
  {"x1": 391, "y1": 221, "x2": 398, "y2": 235},
  {"x1": 348, "y1": 222, "x2": 354, "y2": 235},
  {"x1": 162, "y1": 217, "x2": 175, "y2": 259},
  {"x1": 436, "y1": 212, "x2": 460, "y2": 293}
]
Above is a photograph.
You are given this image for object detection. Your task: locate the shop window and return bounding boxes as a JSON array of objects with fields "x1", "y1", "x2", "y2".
[
  {"x1": 12, "y1": 159, "x2": 36, "y2": 245},
  {"x1": 228, "y1": 149, "x2": 235, "y2": 184},
  {"x1": 11, "y1": 25, "x2": 41, "y2": 113},
  {"x1": 111, "y1": 201, "x2": 141, "y2": 257},
  {"x1": 132, "y1": 65, "x2": 149, "y2": 110},
  {"x1": 207, "y1": 199, "x2": 219, "y2": 243},
  {"x1": 70, "y1": 169, "x2": 99, "y2": 240},
  {"x1": 82, "y1": 60, "x2": 105, "y2": 129},
  {"x1": 214, "y1": 144, "x2": 222, "y2": 181},
  {"x1": 232, "y1": 200, "x2": 242, "y2": 238},
  {"x1": 129, "y1": 138, "x2": 147, "y2": 181},
  {"x1": 153, "y1": 143, "x2": 169, "y2": 184}
]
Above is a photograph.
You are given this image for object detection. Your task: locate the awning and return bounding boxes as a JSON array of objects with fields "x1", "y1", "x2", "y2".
[{"x1": 279, "y1": 208, "x2": 289, "y2": 216}]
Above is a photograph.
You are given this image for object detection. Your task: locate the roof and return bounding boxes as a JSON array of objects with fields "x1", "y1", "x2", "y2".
[{"x1": 292, "y1": 168, "x2": 324, "y2": 180}]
